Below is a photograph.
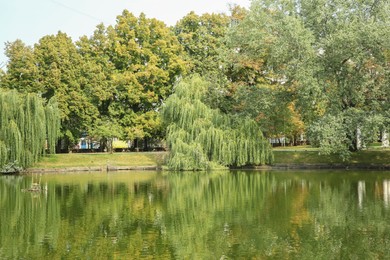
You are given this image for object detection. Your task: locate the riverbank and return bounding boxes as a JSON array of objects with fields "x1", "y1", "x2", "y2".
[
  {"x1": 27, "y1": 152, "x2": 165, "y2": 173},
  {"x1": 273, "y1": 147, "x2": 390, "y2": 164},
  {"x1": 25, "y1": 147, "x2": 390, "y2": 173}
]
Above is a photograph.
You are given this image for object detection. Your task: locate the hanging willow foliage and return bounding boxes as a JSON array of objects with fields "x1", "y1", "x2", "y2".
[
  {"x1": 0, "y1": 90, "x2": 61, "y2": 172},
  {"x1": 161, "y1": 75, "x2": 273, "y2": 171},
  {"x1": 45, "y1": 97, "x2": 61, "y2": 155}
]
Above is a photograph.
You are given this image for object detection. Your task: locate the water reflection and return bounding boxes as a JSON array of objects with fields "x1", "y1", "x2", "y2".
[
  {"x1": 383, "y1": 180, "x2": 390, "y2": 208},
  {"x1": 358, "y1": 180, "x2": 365, "y2": 209},
  {"x1": 1, "y1": 170, "x2": 390, "y2": 259}
]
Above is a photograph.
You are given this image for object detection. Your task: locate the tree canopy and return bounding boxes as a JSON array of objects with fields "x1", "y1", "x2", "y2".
[
  {"x1": 0, "y1": 90, "x2": 60, "y2": 172},
  {"x1": 1, "y1": 2, "x2": 389, "y2": 161},
  {"x1": 226, "y1": 0, "x2": 390, "y2": 158},
  {"x1": 161, "y1": 75, "x2": 273, "y2": 170},
  {"x1": 1, "y1": 11, "x2": 187, "y2": 151},
  {"x1": 103, "y1": 11, "x2": 187, "y2": 142}
]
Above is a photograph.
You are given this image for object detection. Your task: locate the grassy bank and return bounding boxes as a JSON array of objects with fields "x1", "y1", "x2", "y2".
[
  {"x1": 273, "y1": 147, "x2": 390, "y2": 165},
  {"x1": 31, "y1": 152, "x2": 166, "y2": 169},
  {"x1": 29, "y1": 146, "x2": 389, "y2": 170}
]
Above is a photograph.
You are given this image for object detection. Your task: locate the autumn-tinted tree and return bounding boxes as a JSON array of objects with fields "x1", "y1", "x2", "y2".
[
  {"x1": 224, "y1": 3, "x2": 310, "y2": 142},
  {"x1": 104, "y1": 11, "x2": 187, "y2": 147},
  {"x1": 233, "y1": 85, "x2": 305, "y2": 144}
]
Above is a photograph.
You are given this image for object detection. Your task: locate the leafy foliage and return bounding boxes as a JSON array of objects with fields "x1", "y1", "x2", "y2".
[
  {"x1": 34, "y1": 32, "x2": 100, "y2": 143},
  {"x1": 226, "y1": 0, "x2": 390, "y2": 156},
  {"x1": 0, "y1": 90, "x2": 60, "y2": 172},
  {"x1": 1, "y1": 2, "x2": 388, "y2": 162},
  {"x1": 2, "y1": 12, "x2": 187, "y2": 149},
  {"x1": 174, "y1": 11, "x2": 229, "y2": 79},
  {"x1": 105, "y1": 11, "x2": 187, "y2": 141},
  {"x1": 162, "y1": 75, "x2": 273, "y2": 170}
]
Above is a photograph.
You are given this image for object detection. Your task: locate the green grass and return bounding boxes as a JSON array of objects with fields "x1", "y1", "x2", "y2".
[
  {"x1": 30, "y1": 147, "x2": 389, "y2": 169},
  {"x1": 273, "y1": 146, "x2": 390, "y2": 165},
  {"x1": 31, "y1": 152, "x2": 166, "y2": 169}
]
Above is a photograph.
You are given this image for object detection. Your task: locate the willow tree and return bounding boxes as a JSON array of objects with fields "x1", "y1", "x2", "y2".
[
  {"x1": 161, "y1": 76, "x2": 273, "y2": 171},
  {"x1": 0, "y1": 90, "x2": 60, "y2": 172}
]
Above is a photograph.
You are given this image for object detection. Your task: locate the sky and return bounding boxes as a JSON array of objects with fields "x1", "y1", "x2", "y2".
[{"x1": 0, "y1": 0, "x2": 251, "y2": 68}]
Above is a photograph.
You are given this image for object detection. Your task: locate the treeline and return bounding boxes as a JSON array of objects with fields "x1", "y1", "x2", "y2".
[
  {"x1": 1, "y1": 11, "x2": 188, "y2": 152},
  {"x1": 1, "y1": 0, "x2": 389, "y2": 161}
]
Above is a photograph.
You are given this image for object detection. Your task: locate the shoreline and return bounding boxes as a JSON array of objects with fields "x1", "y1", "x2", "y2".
[
  {"x1": 258, "y1": 163, "x2": 390, "y2": 170},
  {"x1": 22, "y1": 163, "x2": 390, "y2": 174},
  {"x1": 10, "y1": 149, "x2": 389, "y2": 174},
  {"x1": 25, "y1": 165, "x2": 162, "y2": 174}
]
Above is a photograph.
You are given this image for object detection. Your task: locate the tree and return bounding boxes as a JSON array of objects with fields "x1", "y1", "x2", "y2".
[
  {"x1": 226, "y1": 0, "x2": 390, "y2": 157},
  {"x1": 100, "y1": 11, "x2": 187, "y2": 147},
  {"x1": 0, "y1": 90, "x2": 60, "y2": 172},
  {"x1": 223, "y1": 2, "x2": 312, "y2": 142},
  {"x1": 2, "y1": 34, "x2": 100, "y2": 151},
  {"x1": 77, "y1": 26, "x2": 115, "y2": 121},
  {"x1": 161, "y1": 75, "x2": 273, "y2": 170},
  {"x1": 173, "y1": 7, "x2": 248, "y2": 112},
  {"x1": 2, "y1": 11, "x2": 187, "y2": 151},
  {"x1": 1, "y1": 40, "x2": 38, "y2": 91},
  {"x1": 173, "y1": 11, "x2": 230, "y2": 80},
  {"x1": 33, "y1": 32, "x2": 99, "y2": 149},
  {"x1": 76, "y1": 24, "x2": 118, "y2": 151},
  {"x1": 301, "y1": 0, "x2": 390, "y2": 155},
  {"x1": 233, "y1": 84, "x2": 305, "y2": 144}
]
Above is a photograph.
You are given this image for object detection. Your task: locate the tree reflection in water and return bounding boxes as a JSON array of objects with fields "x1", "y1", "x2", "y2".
[{"x1": 1, "y1": 170, "x2": 390, "y2": 259}]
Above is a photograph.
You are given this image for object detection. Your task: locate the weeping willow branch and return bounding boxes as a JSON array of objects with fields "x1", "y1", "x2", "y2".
[
  {"x1": 45, "y1": 97, "x2": 61, "y2": 155},
  {"x1": 161, "y1": 75, "x2": 273, "y2": 171},
  {"x1": 0, "y1": 90, "x2": 61, "y2": 172}
]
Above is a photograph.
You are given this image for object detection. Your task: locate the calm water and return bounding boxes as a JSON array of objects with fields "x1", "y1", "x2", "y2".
[{"x1": 1, "y1": 170, "x2": 390, "y2": 259}]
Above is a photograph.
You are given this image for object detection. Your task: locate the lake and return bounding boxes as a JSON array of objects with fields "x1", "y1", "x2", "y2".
[{"x1": 1, "y1": 170, "x2": 390, "y2": 259}]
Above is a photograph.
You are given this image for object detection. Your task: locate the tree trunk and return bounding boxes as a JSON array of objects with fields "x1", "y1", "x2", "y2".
[
  {"x1": 382, "y1": 130, "x2": 389, "y2": 148},
  {"x1": 144, "y1": 138, "x2": 149, "y2": 151},
  {"x1": 356, "y1": 127, "x2": 362, "y2": 150},
  {"x1": 56, "y1": 137, "x2": 69, "y2": 153},
  {"x1": 99, "y1": 138, "x2": 106, "y2": 152}
]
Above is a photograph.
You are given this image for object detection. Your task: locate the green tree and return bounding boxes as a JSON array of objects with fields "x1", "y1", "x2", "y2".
[
  {"x1": 3, "y1": 34, "x2": 100, "y2": 151},
  {"x1": 1, "y1": 40, "x2": 38, "y2": 91},
  {"x1": 173, "y1": 11, "x2": 230, "y2": 79},
  {"x1": 161, "y1": 75, "x2": 273, "y2": 170},
  {"x1": 0, "y1": 90, "x2": 60, "y2": 171},
  {"x1": 2, "y1": 11, "x2": 187, "y2": 151},
  {"x1": 303, "y1": 0, "x2": 390, "y2": 155},
  {"x1": 223, "y1": 3, "x2": 311, "y2": 142},
  {"x1": 174, "y1": 7, "x2": 248, "y2": 112},
  {"x1": 33, "y1": 32, "x2": 99, "y2": 148},
  {"x1": 226, "y1": 0, "x2": 390, "y2": 157},
  {"x1": 103, "y1": 11, "x2": 187, "y2": 147},
  {"x1": 76, "y1": 24, "x2": 118, "y2": 151}
]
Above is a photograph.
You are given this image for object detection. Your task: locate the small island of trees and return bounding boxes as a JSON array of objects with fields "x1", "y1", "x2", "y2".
[{"x1": 0, "y1": 0, "x2": 389, "y2": 171}]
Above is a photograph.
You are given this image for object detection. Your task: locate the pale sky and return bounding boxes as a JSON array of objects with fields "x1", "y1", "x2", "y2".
[{"x1": 0, "y1": 0, "x2": 251, "y2": 67}]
